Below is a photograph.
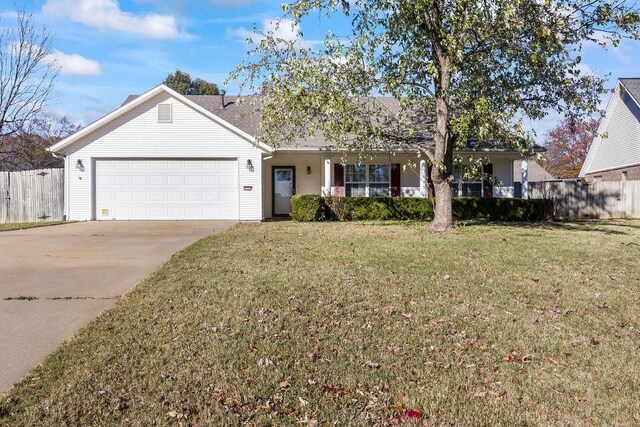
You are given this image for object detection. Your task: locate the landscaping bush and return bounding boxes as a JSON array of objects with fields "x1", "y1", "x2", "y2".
[
  {"x1": 290, "y1": 194, "x2": 551, "y2": 222},
  {"x1": 345, "y1": 197, "x2": 435, "y2": 221},
  {"x1": 452, "y1": 197, "x2": 552, "y2": 222},
  {"x1": 290, "y1": 195, "x2": 324, "y2": 221}
]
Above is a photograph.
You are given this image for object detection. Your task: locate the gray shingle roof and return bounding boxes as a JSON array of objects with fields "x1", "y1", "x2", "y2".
[
  {"x1": 619, "y1": 78, "x2": 640, "y2": 104},
  {"x1": 123, "y1": 94, "x2": 544, "y2": 152}
]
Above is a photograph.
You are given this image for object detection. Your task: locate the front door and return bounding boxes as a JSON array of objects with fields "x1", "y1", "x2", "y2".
[{"x1": 273, "y1": 167, "x2": 295, "y2": 216}]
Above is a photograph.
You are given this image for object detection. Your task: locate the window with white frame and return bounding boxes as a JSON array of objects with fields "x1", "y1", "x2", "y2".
[
  {"x1": 345, "y1": 164, "x2": 367, "y2": 197},
  {"x1": 368, "y1": 164, "x2": 390, "y2": 196},
  {"x1": 345, "y1": 164, "x2": 390, "y2": 197},
  {"x1": 452, "y1": 165, "x2": 482, "y2": 197}
]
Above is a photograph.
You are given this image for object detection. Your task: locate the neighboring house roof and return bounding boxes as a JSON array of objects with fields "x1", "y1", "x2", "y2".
[
  {"x1": 513, "y1": 160, "x2": 555, "y2": 183},
  {"x1": 619, "y1": 78, "x2": 640, "y2": 105},
  {"x1": 580, "y1": 78, "x2": 640, "y2": 177},
  {"x1": 124, "y1": 93, "x2": 545, "y2": 153}
]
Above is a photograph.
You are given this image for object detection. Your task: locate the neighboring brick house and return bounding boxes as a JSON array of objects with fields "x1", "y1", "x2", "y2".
[{"x1": 580, "y1": 78, "x2": 640, "y2": 182}]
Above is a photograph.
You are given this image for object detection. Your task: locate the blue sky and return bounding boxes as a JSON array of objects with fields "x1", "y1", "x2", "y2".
[{"x1": 3, "y1": 0, "x2": 640, "y2": 141}]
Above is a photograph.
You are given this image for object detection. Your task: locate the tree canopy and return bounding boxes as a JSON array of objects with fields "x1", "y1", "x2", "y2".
[
  {"x1": 544, "y1": 117, "x2": 599, "y2": 179},
  {"x1": 230, "y1": 0, "x2": 640, "y2": 230},
  {"x1": 163, "y1": 70, "x2": 220, "y2": 95}
]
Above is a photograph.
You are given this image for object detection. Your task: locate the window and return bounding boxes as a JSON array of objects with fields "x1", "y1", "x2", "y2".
[
  {"x1": 368, "y1": 164, "x2": 390, "y2": 196},
  {"x1": 345, "y1": 164, "x2": 367, "y2": 197},
  {"x1": 344, "y1": 164, "x2": 390, "y2": 197},
  {"x1": 158, "y1": 103, "x2": 172, "y2": 123},
  {"x1": 452, "y1": 165, "x2": 482, "y2": 197},
  {"x1": 594, "y1": 175, "x2": 603, "y2": 183}
]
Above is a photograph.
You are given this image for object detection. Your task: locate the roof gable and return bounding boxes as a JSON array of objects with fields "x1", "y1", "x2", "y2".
[
  {"x1": 580, "y1": 79, "x2": 640, "y2": 176},
  {"x1": 48, "y1": 85, "x2": 272, "y2": 154}
]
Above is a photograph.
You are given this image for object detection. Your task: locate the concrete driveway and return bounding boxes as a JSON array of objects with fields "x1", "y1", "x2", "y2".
[{"x1": 0, "y1": 220, "x2": 234, "y2": 394}]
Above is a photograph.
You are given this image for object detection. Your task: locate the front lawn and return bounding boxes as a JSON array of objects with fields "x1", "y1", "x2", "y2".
[
  {"x1": 0, "y1": 221, "x2": 69, "y2": 232},
  {"x1": 1, "y1": 221, "x2": 639, "y2": 425}
]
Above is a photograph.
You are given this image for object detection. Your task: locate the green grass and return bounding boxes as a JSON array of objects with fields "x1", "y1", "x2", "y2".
[
  {"x1": 0, "y1": 221, "x2": 69, "y2": 232},
  {"x1": 1, "y1": 221, "x2": 640, "y2": 425}
]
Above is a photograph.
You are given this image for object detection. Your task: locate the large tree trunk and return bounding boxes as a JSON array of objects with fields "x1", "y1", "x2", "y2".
[
  {"x1": 428, "y1": 52, "x2": 455, "y2": 232},
  {"x1": 430, "y1": 161, "x2": 454, "y2": 231}
]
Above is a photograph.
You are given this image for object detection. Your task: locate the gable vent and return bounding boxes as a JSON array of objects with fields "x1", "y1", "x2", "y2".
[{"x1": 158, "y1": 103, "x2": 172, "y2": 123}]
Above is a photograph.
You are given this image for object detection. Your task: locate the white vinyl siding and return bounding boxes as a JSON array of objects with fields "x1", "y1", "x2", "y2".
[
  {"x1": 64, "y1": 92, "x2": 263, "y2": 221},
  {"x1": 588, "y1": 89, "x2": 640, "y2": 173}
]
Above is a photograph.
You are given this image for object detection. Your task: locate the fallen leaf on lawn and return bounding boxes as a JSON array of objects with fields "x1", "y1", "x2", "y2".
[
  {"x1": 472, "y1": 391, "x2": 487, "y2": 399},
  {"x1": 495, "y1": 389, "x2": 507, "y2": 397},
  {"x1": 323, "y1": 384, "x2": 340, "y2": 394},
  {"x1": 365, "y1": 361, "x2": 380, "y2": 369},
  {"x1": 443, "y1": 275, "x2": 451, "y2": 280},
  {"x1": 257, "y1": 358, "x2": 274, "y2": 367},
  {"x1": 590, "y1": 338, "x2": 600, "y2": 346},
  {"x1": 307, "y1": 377, "x2": 317, "y2": 385},
  {"x1": 307, "y1": 352, "x2": 317, "y2": 361},
  {"x1": 279, "y1": 380, "x2": 291, "y2": 389},
  {"x1": 574, "y1": 395, "x2": 587, "y2": 402},
  {"x1": 552, "y1": 384, "x2": 566, "y2": 393},
  {"x1": 390, "y1": 409, "x2": 424, "y2": 424},
  {"x1": 532, "y1": 277, "x2": 540, "y2": 283},
  {"x1": 167, "y1": 411, "x2": 178, "y2": 418},
  {"x1": 298, "y1": 396, "x2": 308, "y2": 406}
]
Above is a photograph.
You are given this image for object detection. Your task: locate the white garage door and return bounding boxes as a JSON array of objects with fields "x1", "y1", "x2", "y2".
[{"x1": 95, "y1": 159, "x2": 238, "y2": 220}]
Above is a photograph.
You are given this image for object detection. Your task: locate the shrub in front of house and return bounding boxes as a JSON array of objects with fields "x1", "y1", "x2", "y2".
[
  {"x1": 290, "y1": 195, "x2": 551, "y2": 222},
  {"x1": 289, "y1": 194, "x2": 325, "y2": 221}
]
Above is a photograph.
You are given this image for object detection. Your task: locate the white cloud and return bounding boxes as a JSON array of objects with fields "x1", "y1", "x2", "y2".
[
  {"x1": 43, "y1": 0, "x2": 182, "y2": 40},
  {"x1": 45, "y1": 50, "x2": 102, "y2": 77},
  {"x1": 229, "y1": 18, "x2": 320, "y2": 49}
]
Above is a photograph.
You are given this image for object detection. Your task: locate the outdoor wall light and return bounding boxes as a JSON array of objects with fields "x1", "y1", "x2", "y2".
[
  {"x1": 246, "y1": 159, "x2": 254, "y2": 172},
  {"x1": 307, "y1": 166, "x2": 311, "y2": 175},
  {"x1": 75, "y1": 159, "x2": 85, "y2": 172}
]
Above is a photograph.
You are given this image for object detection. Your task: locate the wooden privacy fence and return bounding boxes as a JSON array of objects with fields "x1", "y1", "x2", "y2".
[
  {"x1": 0, "y1": 168, "x2": 64, "y2": 223},
  {"x1": 530, "y1": 180, "x2": 640, "y2": 220}
]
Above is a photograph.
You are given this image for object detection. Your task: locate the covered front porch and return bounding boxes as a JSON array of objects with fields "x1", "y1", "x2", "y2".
[{"x1": 262, "y1": 151, "x2": 532, "y2": 218}]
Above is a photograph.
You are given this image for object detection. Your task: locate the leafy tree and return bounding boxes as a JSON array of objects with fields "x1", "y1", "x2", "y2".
[
  {"x1": 192, "y1": 78, "x2": 220, "y2": 95},
  {"x1": 163, "y1": 69, "x2": 192, "y2": 94},
  {"x1": 544, "y1": 118, "x2": 598, "y2": 179},
  {"x1": 163, "y1": 70, "x2": 219, "y2": 95},
  {"x1": 230, "y1": 0, "x2": 640, "y2": 231}
]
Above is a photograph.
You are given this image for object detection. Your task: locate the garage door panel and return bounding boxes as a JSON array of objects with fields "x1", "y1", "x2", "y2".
[
  {"x1": 96, "y1": 159, "x2": 238, "y2": 220},
  {"x1": 132, "y1": 176, "x2": 148, "y2": 186}
]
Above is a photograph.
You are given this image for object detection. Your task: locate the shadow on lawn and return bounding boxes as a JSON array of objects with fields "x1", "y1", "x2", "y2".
[{"x1": 467, "y1": 219, "x2": 640, "y2": 236}]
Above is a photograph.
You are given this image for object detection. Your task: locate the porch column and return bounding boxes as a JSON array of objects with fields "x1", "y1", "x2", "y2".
[
  {"x1": 419, "y1": 159, "x2": 428, "y2": 198},
  {"x1": 521, "y1": 159, "x2": 529, "y2": 199},
  {"x1": 323, "y1": 157, "x2": 331, "y2": 196}
]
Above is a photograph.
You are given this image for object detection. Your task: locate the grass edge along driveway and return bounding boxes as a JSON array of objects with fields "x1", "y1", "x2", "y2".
[{"x1": 1, "y1": 220, "x2": 639, "y2": 426}]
